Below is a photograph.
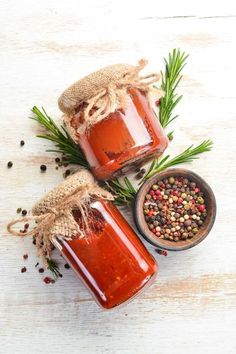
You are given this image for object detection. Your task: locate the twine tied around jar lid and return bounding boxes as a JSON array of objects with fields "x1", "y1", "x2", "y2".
[
  {"x1": 58, "y1": 59, "x2": 163, "y2": 135},
  {"x1": 7, "y1": 170, "x2": 114, "y2": 264}
]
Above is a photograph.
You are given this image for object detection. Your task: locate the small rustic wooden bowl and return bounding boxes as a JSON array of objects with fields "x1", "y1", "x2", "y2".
[{"x1": 134, "y1": 168, "x2": 216, "y2": 251}]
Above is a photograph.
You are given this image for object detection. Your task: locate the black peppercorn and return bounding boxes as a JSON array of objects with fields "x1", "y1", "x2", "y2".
[
  {"x1": 20, "y1": 140, "x2": 25, "y2": 146},
  {"x1": 7, "y1": 161, "x2": 13, "y2": 168},
  {"x1": 40, "y1": 164, "x2": 47, "y2": 172},
  {"x1": 136, "y1": 171, "x2": 144, "y2": 180}
]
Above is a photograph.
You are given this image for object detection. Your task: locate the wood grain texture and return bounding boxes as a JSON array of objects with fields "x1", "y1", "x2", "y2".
[{"x1": 1, "y1": 1, "x2": 236, "y2": 353}]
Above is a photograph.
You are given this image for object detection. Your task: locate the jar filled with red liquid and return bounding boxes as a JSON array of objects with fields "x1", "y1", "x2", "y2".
[
  {"x1": 53, "y1": 199, "x2": 157, "y2": 309},
  {"x1": 28, "y1": 170, "x2": 158, "y2": 310},
  {"x1": 58, "y1": 61, "x2": 168, "y2": 181}
]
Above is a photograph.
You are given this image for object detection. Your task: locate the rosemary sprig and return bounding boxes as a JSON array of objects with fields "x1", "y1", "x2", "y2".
[
  {"x1": 32, "y1": 106, "x2": 135, "y2": 204},
  {"x1": 46, "y1": 258, "x2": 62, "y2": 279},
  {"x1": 143, "y1": 140, "x2": 213, "y2": 181},
  {"x1": 106, "y1": 177, "x2": 137, "y2": 206},
  {"x1": 31, "y1": 106, "x2": 89, "y2": 168},
  {"x1": 158, "y1": 49, "x2": 188, "y2": 129},
  {"x1": 32, "y1": 50, "x2": 212, "y2": 206}
]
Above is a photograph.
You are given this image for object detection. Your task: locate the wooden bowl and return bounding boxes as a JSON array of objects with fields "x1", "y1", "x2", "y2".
[{"x1": 134, "y1": 168, "x2": 216, "y2": 251}]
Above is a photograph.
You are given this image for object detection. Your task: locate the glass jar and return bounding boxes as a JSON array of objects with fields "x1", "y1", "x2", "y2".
[
  {"x1": 69, "y1": 88, "x2": 168, "y2": 180},
  {"x1": 53, "y1": 199, "x2": 158, "y2": 310}
]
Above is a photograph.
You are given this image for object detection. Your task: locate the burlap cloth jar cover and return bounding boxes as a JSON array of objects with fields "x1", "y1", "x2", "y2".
[
  {"x1": 58, "y1": 59, "x2": 162, "y2": 139},
  {"x1": 7, "y1": 170, "x2": 113, "y2": 264}
]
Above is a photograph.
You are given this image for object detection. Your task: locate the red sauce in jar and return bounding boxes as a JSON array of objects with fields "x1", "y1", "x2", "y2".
[
  {"x1": 54, "y1": 200, "x2": 157, "y2": 309},
  {"x1": 70, "y1": 88, "x2": 168, "y2": 180}
]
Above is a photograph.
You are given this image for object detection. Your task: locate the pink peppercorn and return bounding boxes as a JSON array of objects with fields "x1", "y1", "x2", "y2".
[
  {"x1": 43, "y1": 277, "x2": 52, "y2": 284},
  {"x1": 198, "y1": 205, "x2": 205, "y2": 212}
]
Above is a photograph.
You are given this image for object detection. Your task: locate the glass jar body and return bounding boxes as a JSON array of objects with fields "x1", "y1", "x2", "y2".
[
  {"x1": 53, "y1": 200, "x2": 157, "y2": 310},
  {"x1": 70, "y1": 88, "x2": 168, "y2": 180}
]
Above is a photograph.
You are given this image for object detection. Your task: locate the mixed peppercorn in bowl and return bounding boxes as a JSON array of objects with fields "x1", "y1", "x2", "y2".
[{"x1": 134, "y1": 168, "x2": 216, "y2": 251}]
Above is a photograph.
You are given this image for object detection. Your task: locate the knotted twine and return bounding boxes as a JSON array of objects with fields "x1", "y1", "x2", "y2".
[
  {"x1": 7, "y1": 170, "x2": 113, "y2": 265},
  {"x1": 58, "y1": 59, "x2": 163, "y2": 137}
]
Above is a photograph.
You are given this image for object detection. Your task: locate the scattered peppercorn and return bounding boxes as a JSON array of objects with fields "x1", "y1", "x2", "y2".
[
  {"x1": 38, "y1": 268, "x2": 44, "y2": 273},
  {"x1": 135, "y1": 168, "x2": 146, "y2": 180},
  {"x1": 24, "y1": 223, "x2": 29, "y2": 229},
  {"x1": 64, "y1": 263, "x2": 70, "y2": 269},
  {"x1": 21, "y1": 267, "x2": 27, "y2": 273},
  {"x1": 155, "y1": 249, "x2": 168, "y2": 256},
  {"x1": 20, "y1": 140, "x2": 25, "y2": 146},
  {"x1": 17, "y1": 208, "x2": 22, "y2": 214},
  {"x1": 65, "y1": 169, "x2": 71, "y2": 176},
  {"x1": 136, "y1": 171, "x2": 144, "y2": 180},
  {"x1": 22, "y1": 209, "x2": 27, "y2": 216},
  {"x1": 143, "y1": 176, "x2": 207, "y2": 242},
  {"x1": 7, "y1": 161, "x2": 13, "y2": 168},
  {"x1": 23, "y1": 254, "x2": 28, "y2": 260},
  {"x1": 43, "y1": 277, "x2": 52, "y2": 284},
  {"x1": 55, "y1": 157, "x2": 60, "y2": 163},
  {"x1": 40, "y1": 164, "x2": 47, "y2": 172}
]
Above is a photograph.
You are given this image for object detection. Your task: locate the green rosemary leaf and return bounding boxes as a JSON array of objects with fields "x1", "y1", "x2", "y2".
[
  {"x1": 167, "y1": 131, "x2": 174, "y2": 141},
  {"x1": 158, "y1": 49, "x2": 188, "y2": 129},
  {"x1": 31, "y1": 106, "x2": 89, "y2": 168},
  {"x1": 143, "y1": 140, "x2": 213, "y2": 181},
  {"x1": 46, "y1": 258, "x2": 62, "y2": 279},
  {"x1": 124, "y1": 177, "x2": 136, "y2": 194},
  {"x1": 106, "y1": 178, "x2": 136, "y2": 205}
]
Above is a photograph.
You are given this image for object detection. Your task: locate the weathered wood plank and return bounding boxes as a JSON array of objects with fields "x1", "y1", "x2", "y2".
[{"x1": 0, "y1": 1, "x2": 236, "y2": 353}]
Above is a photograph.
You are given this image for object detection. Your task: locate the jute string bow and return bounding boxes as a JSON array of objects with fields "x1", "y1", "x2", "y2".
[
  {"x1": 59, "y1": 59, "x2": 162, "y2": 135},
  {"x1": 7, "y1": 170, "x2": 113, "y2": 264}
]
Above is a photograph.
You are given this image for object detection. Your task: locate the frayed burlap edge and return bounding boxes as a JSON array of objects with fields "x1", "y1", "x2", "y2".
[
  {"x1": 7, "y1": 170, "x2": 114, "y2": 265},
  {"x1": 58, "y1": 59, "x2": 162, "y2": 136}
]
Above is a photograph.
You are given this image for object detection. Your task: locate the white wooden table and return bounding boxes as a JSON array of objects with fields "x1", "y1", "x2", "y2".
[{"x1": 1, "y1": 1, "x2": 236, "y2": 353}]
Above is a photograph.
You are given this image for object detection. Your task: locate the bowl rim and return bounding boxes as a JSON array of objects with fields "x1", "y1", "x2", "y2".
[{"x1": 133, "y1": 168, "x2": 217, "y2": 251}]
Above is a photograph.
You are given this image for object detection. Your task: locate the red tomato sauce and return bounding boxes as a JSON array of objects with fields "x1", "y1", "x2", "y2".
[
  {"x1": 55, "y1": 200, "x2": 158, "y2": 309},
  {"x1": 70, "y1": 88, "x2": 168, "y2": 180}
]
